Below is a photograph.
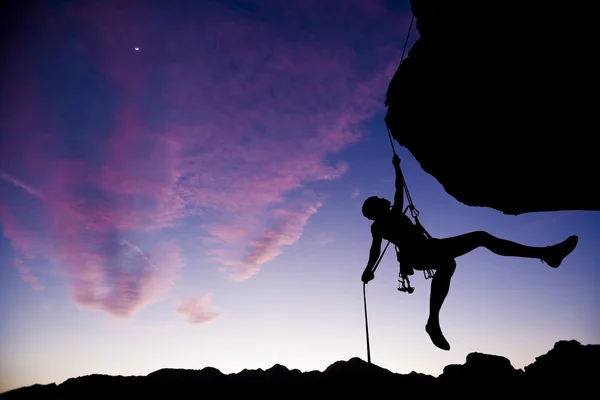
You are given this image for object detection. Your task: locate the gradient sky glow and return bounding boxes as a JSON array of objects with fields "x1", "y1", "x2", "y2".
[{"x1": 1, "y1": 0, "x2": 599, "y2": 394}]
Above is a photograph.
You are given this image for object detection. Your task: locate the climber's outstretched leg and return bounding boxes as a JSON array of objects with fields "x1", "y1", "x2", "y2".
[
  {"x1": 424, "y1": 233, "x2": 578, "y2": 351},
  {"x1": 426, "y1": 259, "x2": 455, "y2": 351},
  {"x1": 437, "y1": 231, "x2": 578, "y2": 267}
]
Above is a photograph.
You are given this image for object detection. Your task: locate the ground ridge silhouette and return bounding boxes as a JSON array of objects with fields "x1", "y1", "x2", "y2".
[{"x1": 1, "y1": 340, "x2": 597, "y2": 399}]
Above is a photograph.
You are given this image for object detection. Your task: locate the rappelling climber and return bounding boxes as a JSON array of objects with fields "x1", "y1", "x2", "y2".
[{"x1": 360, "y1": 154, "x2": 579, "y2": 351}]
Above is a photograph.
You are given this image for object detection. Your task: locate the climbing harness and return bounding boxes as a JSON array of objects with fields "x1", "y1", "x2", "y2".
[
  {"x1": 362, "y1": 136, "x2": 435, "y2": 366},
  {"x1": 386, "y1": 121, "x2": 436, "y2": 292},
  {"x1": 366, "y1": 121, "x2": 435, "y2": 293}
]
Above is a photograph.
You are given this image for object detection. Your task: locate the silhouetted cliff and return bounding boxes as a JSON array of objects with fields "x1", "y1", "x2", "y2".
[
  {"x1": 385, "y1": 0, "x2": 599, "y2": 215},
  {"x1": 1, "y1": 340, "x2": 597, "y2": 399}
]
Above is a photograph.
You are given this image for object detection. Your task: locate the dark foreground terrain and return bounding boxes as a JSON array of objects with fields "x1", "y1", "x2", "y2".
[{"x1": 1, "y1": 340, "x2": 597, "y2": 400}]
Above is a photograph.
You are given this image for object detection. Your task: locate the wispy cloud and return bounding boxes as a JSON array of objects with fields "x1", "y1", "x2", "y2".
[
  {"x1": 0, "y1": 170, "x2": 44, "y2": 199},
  {"x1": 15, "y1": 260, "x2": 44, "y2": 291},
  {"x1": 68, "y1": 240, "x2": 183, "y2": 318},
  {"x1": 314, "y1": 232, "x2": 336, "y2": 245},
  {"x1": 0, "y1": 0, "x2": 411, "y2": 316},
  {"x1": 177, "y1": 293, "x2": 220, "y2": 325},
  {"x1": 352, "y1": 188, "x2": 361, "y2": 199},
  {"x1": 220, "y1": 200, "x2": 322, "y2": 280}
]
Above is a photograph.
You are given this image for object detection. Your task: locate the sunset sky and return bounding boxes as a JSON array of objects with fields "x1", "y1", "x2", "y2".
[{"x1": 1, "y1": 0, "x2": 598, "y2": 394}]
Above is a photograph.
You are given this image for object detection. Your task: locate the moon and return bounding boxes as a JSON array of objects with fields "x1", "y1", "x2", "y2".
[{"x1": 134, "y1": 47, "x2": 140, "y2": 51}]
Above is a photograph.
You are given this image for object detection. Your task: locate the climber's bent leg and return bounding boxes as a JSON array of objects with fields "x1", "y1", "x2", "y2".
[{"x1": 426, "y1": 259, "x2": 455, "y2": 351}]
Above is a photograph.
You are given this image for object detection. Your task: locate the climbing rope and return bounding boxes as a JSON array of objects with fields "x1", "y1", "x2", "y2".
[
  {"x1": 362, "y1": 282, "x2": 371, "y2": 363},
  {"x1": 400, "y1": 13, "x2": 415, "y2": 72},
  {"x1": 363, "y1": 241, "x2": 390, "y2": 364},
  {"x1": 383, "y1": 16, "x2": 434, "y2": 282},
  {"x1": 385, "y1": 11, "x2": 414, "y2": 156},
  {"x1": 363, "y1": 11, "x2": 420, "y2": 365}
]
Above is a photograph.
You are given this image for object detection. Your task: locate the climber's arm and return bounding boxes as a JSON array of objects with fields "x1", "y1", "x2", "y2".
[
  {"x1": 365, "y1": 234, "x2": 382, "y2": 272},
  {"x1": 362, "y1": 228, "x2": 382, "y2": 283},
  {"x1": 392, "y1": 155, "x2": 404, "y2": 212}
]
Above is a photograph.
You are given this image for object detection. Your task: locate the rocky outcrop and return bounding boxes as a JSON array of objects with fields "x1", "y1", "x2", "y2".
[
  {"x1": 1, "y1": 340, "x2": 597, "y2": 400},
  {"x1": 385, "y1": 0, "x2": 599, "y2": 215},
  {"x1": 434, "y1": 352, "x2": 526, "y2": 398},
  {"x1": 524, "y1": 339, "x2": 600, "y2": 397}
]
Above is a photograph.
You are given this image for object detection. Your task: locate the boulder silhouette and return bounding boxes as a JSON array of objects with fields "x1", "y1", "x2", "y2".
[
  {"x1": 385, "y1": 0, "x2": 599, "y2": 215},
  {"x1": 523, "y1": 339, "x2": 600, "y2": 397},
  {"x1": 434, "y1": 352, "x2": 526, "y2": 399},
  {"x1": 1, "y1": 340, "x2": 597, "y2": 400}
]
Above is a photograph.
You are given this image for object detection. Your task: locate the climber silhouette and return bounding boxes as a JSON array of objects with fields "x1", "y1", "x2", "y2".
[{"x1": 360, "y1": 154, "x2": 579, "y2": 351}]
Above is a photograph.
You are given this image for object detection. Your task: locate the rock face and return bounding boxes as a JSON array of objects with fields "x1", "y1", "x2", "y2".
[
  {"x1": 1, "y1": 340, "x2": 598, "y2": 400},
  {"x1": 385, "y1": 0, "x2": 599, "y2": 215}
]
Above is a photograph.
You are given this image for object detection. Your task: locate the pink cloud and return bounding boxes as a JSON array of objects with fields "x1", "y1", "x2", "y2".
[
  {"x1": 0, "y1": 203, "x2": 42, "y2": 260},
  {"x1": 352, "y1": 188, "x2": 361, "y2": 199},
  {"x1": 1, "y1": 172, "x2": 183, "y2": 316},
  {"x1": 0, "y1": 170, "x2": 44, "y2": 199},
  {"x1": 242, "y1": 201, "x2": 322, "y2": 278},
  {"x1": 177, "y1": 293, "x2": 220, "y2": 325},
  {"x1": 15, "y1": 260, "x2": 44, "y2": 292},
  {"x1": 207, "y1": 200, "x2": 323, "y2": 281},
  {"x1": 314, "y1": 233, "x2": 336, "y2": 245},
  {"x1": 66, "y1": 240, "x2": 183, "y2": 318},
  {"x1": 0, "y1": 0, "x2": 412, "y2": 316}
]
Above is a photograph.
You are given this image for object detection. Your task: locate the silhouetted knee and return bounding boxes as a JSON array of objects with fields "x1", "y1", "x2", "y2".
[
  {"x1": 473, "y1": 231, "x2": 493, "y2": 246},
  {"x1": 437, "y1": 258, "x2": 456, "y2": 275}
]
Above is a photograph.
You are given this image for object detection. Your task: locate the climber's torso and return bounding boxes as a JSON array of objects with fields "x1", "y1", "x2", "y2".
[{"x1": 371, "y1": 210, "x2": 427, "y2": 252}]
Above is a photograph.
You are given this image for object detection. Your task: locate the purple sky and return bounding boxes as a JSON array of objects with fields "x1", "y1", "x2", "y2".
[{"x1": 1, "y1": 0, "x2": 598, "y2": 394}]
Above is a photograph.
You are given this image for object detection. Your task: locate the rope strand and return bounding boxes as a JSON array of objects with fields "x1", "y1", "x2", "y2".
[
  {"x1": 363, "y1": 12, "x2": 415, "y2": 366},
  {"x1": 385, "y1": 12, "x2": 413, "y2": 157},
  {"x1": 363, "y1": 283, "x2": 371, "y2": 364},
  {"x1": 386, "y1": 123, "x2": 397, "y2": 156},
  {"x1": 400, "y1": 14, "x2": 415, "y2": 67}
]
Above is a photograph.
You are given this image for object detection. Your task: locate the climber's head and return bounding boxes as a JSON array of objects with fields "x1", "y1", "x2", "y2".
[{"x1": 362, "y1": 196, "x2": 391, "y2": 221}]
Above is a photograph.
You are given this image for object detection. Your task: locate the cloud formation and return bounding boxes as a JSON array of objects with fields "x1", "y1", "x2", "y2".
[
  {"x1": 0, "y1": 0, "x2": 411, "y2": 316},
  {"x1": 176, "y1": 293, "x2": 220, "y2": 325},
  {"x1": 208, "y1": 200, "x2": 323, "y2": 280},
  {"x1": 15, "y1": 260, "x2": 44, "y2": 292},
  {"x1": 0, "y1": 170, "x2": 44, "y2": 200}
]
